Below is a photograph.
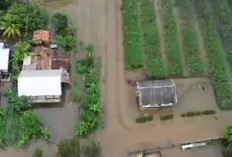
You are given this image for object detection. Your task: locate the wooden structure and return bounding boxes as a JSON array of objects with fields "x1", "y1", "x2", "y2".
[{"x1": 136, "y1": 79, "x2": 177, "y2": 109}]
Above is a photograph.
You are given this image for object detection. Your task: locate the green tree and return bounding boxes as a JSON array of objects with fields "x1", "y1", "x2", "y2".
[
  {"x1": 0, "y1": 13, "x2": 22, "y2": 39},
  {"x1": 75, "y1": 121, "x2": 89, "y2": 136},
  {"x1": 226, "y1": 125, "x2": 232, "y2": 153},
  {"x1": 51, "y1": 13, "x2": 68, "y2": 33},
  {"x1": 56, "y1": 35, "x2": 77, "y2": 51},
  {"x1": 12, "y1": 41, "x2": 31, "y2": 64}
]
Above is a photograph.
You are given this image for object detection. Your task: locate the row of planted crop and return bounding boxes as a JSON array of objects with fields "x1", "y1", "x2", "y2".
[
  {"x1": 193, "y1": 0, "x2": 232, "y2": 109},
  {"x1": 139, "y1": 0, "x2": 167, "y2": 78},
  {"x1": 159, "y1": 0, "x2": 183, "y2": 76},
  {"x1": 122, "y1": 0, "x2": 144, "y2": 69},
  {"x1": 211, "y1": 0, "x2": 232, "y2": 71},
  {"x1": 175, "y1": 0, "x2": 203, "y2": 75}
]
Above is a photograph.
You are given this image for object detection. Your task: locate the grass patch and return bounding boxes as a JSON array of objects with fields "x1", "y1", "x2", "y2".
[
  {"x1": 181, "y1": 110, "x2": 216, "y2": 117},
  {"x1": 122, "y1": 0, "x2": 144, "y2": 69},
  {"x1": 159, "y1": 0, "x2": 183, "y2": 76},
  {"x1": 193, "y1": 0, "x2": 232, "y2": 109},
  {"x1": 140, "y1": 0, "x2": 167, "y2": 78},
  {"x1": 160, "y1": 114, "x2": 174, "y2": 121}
]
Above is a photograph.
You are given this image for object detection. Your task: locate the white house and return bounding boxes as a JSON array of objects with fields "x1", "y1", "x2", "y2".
[
  {"x1": 0, "y1": 42, "x2": 10, "y2": 72},
  {"x1": 18, "y1": 69, "x2": 62, "y2": 103}
]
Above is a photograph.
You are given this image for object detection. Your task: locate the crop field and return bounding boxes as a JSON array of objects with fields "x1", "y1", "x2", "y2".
[{"x1": 122, "y1": 0, "x2": 232, "y2": 109}]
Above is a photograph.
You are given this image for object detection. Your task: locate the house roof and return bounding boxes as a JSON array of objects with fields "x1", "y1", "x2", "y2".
[
  {"x1": 0, "y1": 42, "x2": 10, "y2": 72},
  {"x1": 137, "y1": 79, "x2": 177, "y2": 106},
  {"x1": 18, "y1": 69, "x2": 62, "y2": 97},
  {"x1": 33, "y1": 30, "x2": 50, "y2": 42},
  {"x1": 51, "y1": 55, "x2": 69, "y2": 70}
]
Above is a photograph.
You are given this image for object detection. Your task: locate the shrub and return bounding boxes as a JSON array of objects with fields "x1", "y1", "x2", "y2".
[
  {"x1": 35, "y1": 8, "x2": 49, "y2": 30},
  {"x1": 51, "y1": 13, "x2": 68, "y2": 33},
  {"x1": 33, "y1": 148, "x2": 43, "y2": 157},
  {"x1": 122, "y1": 0, "x2": 144, "y2": 68},
  {"x1": 76, "y1": 60, "x2": 87, "y2": 74},
  {"x1": 160, "y1": 114, "x2": 174, "y2": 121},
  {"x1": 57, "y1": 138, "x2": 80, "y2": 157},
  {"x1": 135, "y1": 116, "x2": 153, "y2": 123},
  {"x1": 202, "y1": 110, "x2": 216, "y2": 115}
]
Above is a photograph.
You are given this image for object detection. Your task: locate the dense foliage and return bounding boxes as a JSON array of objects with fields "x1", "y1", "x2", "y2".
[
  {"x1": 225, "y1": 125, "x2": 232, "y2": 154},
  {"x1": 57, "y1": 138, "x2": 80, "y2": 157},
  {"x1": 0, "y1": 2, "x2": 48, "y2": 40},
  {"x1": 51, "y1": 13, "x2": 68, "y2": 33},
  {"x1": 56, "y1": 35, "x2": 77, "y2": 51},
  {"x1": 75, "y1": 48, "x2": 102, "y2": 137},
  {"x1": 175, "y1": 0, "x2": 203, "y2": 75},
  {"x1": 159, "y1": 0, "x2": 183, "y2": 76},
  {"x1": 0, "y1": 91, "x2": 48, "y2": 147},
  {"x1": 193, "y1": 0, "x2": 232, "y2": 109},
  {"x1": 122, "y1": 0, "x2": 144, "y2": 68},
  {"x1": 140, "y1": 0, "x2": 167, "y2": 78}
]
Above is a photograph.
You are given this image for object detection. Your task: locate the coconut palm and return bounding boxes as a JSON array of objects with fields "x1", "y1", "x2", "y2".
[
  {"x1": 11, "y1": 41, "x2": 31, "y2": 64},
  {"x1": 0, "y1": 13, "x2": 22, "y2": 39}
]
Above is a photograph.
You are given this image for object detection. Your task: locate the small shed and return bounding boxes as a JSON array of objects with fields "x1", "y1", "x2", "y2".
[
  {"x1": 33, "y1": 30, "x2": 50, "y2": 45},
  {"x1": 18, "y1": 69, "x2": 62, "y2": 103},
  {"x1": 136, "y1": 79, "x2": 177, "y2": 109}
]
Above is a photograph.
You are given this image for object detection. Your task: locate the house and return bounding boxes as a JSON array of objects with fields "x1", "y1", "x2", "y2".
[
  {"x1": 0, "y1": 42, "x2": 10, "y2": 72},
  {"x1": 32, "y1": 30, "x2": 50, "y2": 45},
  {"x1": 136, "y1": 79, "x2": 177, "y2": 109},
  {"x1": 0, "y1": 42, "x2": 11, "y2": 81},
  {"x1": 18, "y1": 69, "x2": 62, "y2": 103}
]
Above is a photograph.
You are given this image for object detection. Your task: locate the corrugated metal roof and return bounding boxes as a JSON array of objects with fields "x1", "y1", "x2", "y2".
[{"x1": 18, "y1": 69, "x2": 62, "y2": 96}]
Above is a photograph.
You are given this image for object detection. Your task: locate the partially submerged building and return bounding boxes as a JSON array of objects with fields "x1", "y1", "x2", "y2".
[
  {"x1": 18, "y1": 70, "x2": 62, "y2": 103},
  {"x1": 0, "y1": 42, "x2": 11, "y2": 81},
  {"x1": 136, "y1": 79, "x2": 177, "y2": 109}
]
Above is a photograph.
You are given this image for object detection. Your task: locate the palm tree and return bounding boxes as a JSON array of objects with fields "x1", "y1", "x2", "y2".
[
  {"x1": 11, "y1": 41, "x2": 31, "y2": 64},
  {"x1": 75, "y1": 121, "x2": 89, "y2": 136},
  {"x1": 0, "y1": 14, "x2": 22, "y2": 39},
  {"x1": 89, "y1": 103, "x2": 101, "y2": 114}
]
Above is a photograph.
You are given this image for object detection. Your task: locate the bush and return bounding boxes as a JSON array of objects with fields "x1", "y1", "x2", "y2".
[
  {"x1": 76, "y1": 59, "x2": 87, "y2": 74},
  {"x1": 202, "y1": 110, "x2": 216, "y2": 115},
  {"x1": 33, "y1": 148, "x2": 43, "y2": 157},
  {"x1": 51, "y1": 13, "x2": 68, "y2": 33},
  {"x1": 57, "y1": 138, "x2": 80, "y2": 157},
  {"x1": 35, "y1": 9, "x2": 49, "y2": 30},
  {"x1": 56, "y1": 35, "x2": 77, "y2": 51},
  {"x1": 122, "y1": 0, "x2": 144, "y2": 68},
  {"x1": 135, "y1": 115, "x2": 153, "y2": 123},
  {"x1": 160, "y1": 114, "x2": 174, "y2": 121}
]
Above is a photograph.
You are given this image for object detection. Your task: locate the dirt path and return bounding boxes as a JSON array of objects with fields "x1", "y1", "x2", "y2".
[
  {"x1": 154, "y1": 0, "x2": 169, "y2": 72},
  {"x1": 172, "y1": 1, "x2": 188, "y2": 76}
]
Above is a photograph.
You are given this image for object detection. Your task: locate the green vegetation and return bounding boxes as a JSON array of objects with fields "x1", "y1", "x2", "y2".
[
  {"x1": 57, "y1": 138, "x2": 80, "y2": 157},
  {"x1": 76, "y1": 59, "x2": 87, "y2": 74},
  {"x1": 83, "y1": 141, "x2": 102, "y2": 157},
  {"x1": 0, "y1": 91, "x2": 49, "y2": 147},
  {"x1": 181, "y1": 110, "x2": 216, "y2": 117},
  {"x1": 51, "y1": 13, "x2": 68, "y2": 34},
  {"x1": 0, "y1": 2, "x2": 48, "y2": 40},
  {"x1": 122, "y1": 0, "x2": 144, "y2": 68},
  {"x1": 75, "y1": 47, "x2": 102, "y2": 137},
  {"x1": 193, "y1": 0, "x2": 232, "y2": 109},
  {"x1": 140, "y1": 0, "x2": 167, "y2": 78},
  {"x1": 160, "y1": 114, "x2": 174, "y2": 121},
  {"x1": 225, "y1": 125, "x2": 232, "y2": 154},
  {"x1": 211, "y1": 0, "x2": 232, "y2": 73},
  {"x1": 56, "y1": 35, "x2": 77, "y2": 51},
  {"x1": 159, "y1": 0, "x2": 183, "y2": 76},
  {"x1": 135, "y1": 115, "x2": 153, "y2": 123},
  {"x1": 175, "y1": 0, "x2": 203, "y2": 74}
]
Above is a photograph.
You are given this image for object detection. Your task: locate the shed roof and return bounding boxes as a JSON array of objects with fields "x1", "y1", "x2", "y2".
[
  {"x1": 33, "y1": 30, "x2": 50, "y2": 42},
  {"x1": 137, "y1": 79, "x2": 177, "y2": 106},
  {"x1": 18, "y1": 69, "x2": 62, "y2": 97},
  {"x1": 0, "y1": 42, "x2": 10, "y2": 72}
]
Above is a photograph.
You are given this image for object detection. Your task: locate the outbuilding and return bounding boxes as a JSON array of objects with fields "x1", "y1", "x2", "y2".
[
  {"x1": 18, "y1": 69, "x2": 62, "y2": 103},
  {"x1": 136, "y1": 79, "x2": 177, "y2": 109}
]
